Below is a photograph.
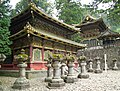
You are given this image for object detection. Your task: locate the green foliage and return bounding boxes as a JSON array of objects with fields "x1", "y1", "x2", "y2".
[
  {"x1": 0, "y1": 0, "x2": 12, "y2": 55},
  {"x1": 11, "y1": 0, "x2": 53, "y2": 17},
  {"x1": 107, "y1": 0, "x2": 120, "y2": 30},
  {"x1": 55, "y1": 0, "x2": 84, "y2": 42},
  {"x1": 55, "y1": 0, "x2": 84, "y2": 24},
  {"x1": 79, "y1": 0, "x2": 120, "y2": 32},
  {"x1": 113, "y1": 28, "x2": 120, "y2": 33}
]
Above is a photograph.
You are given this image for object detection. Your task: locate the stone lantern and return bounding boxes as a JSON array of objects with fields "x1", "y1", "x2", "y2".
[
  {"x1": 64, "y1": 54, "x2": 77, "y2": 83},
  {"x1": 88, "y1": 58, "x2": 94, "y2": 72},
  {"x1": 112, "y1": 58, "x2": 118, "y2": 70},
  {"x1": 13, "y1": 49, "x2": 30, "y2": 90},
  {"x1": 78, "y1": 55, "x2": 89, "y2": 78},
  {"x1": 94, "y1": 56, "x2": 102, "y2": 73},
  {"x1": 47, "y1": 53, "x2": 65, "y2": 88},
  {"x1": 61, "y1": 58, "x2": 67, "y2": 80},
  {"x1": 45, "y1": 60, "x2": 53, "y2": 82}
]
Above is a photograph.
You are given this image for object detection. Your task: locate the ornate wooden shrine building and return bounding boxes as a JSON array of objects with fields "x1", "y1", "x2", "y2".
[
  {"x1": 1, "y1": 3, "x2": 85, "y2": 70},
  {"x1": 76, "y1": 15, "x2": 120, "y2": 69},
  {"x1": 74, "y1": 15, "x2": 107, "y2": 48}
]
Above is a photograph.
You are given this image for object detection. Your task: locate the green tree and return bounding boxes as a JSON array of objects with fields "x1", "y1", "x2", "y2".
[
  {"x1": 91, "y1": 0, "x2": 120, "y2": 30},
  {"x1": 0, "y1": 0, "x2": 12, "y2": 55},
  {"x1": 11, "y1": 0, "x2": 53, "y2": 17},
  {"x1": 55, "y1": 0, "x2": 85, "y2": 42},
  {"x1": 55, "y1": 0, "x2": 84, "y2": 24},
  {"x1": 107, "y1": 0, "x2": 120, "y2": 30}
]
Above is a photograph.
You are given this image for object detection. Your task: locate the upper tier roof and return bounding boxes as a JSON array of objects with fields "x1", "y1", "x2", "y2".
[
  {"x1": 74, "y1": 15, "x2": 107, "y2": 32},
  {"x1": 11, "y1": 3, "x2": 80, "y2": 33}
]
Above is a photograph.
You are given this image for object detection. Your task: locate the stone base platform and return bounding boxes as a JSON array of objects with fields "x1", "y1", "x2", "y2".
[
  {"x1": 94, "y1": 69, "x2": 102, "y2": 73},
  {"x1": 88, "y1": 69, "x2": 94, "y2": 72},
  {"x1": 12, "y1": 77, "x2": 30, "y2": 90},
  {"x1": 78, "y1": 73, "x2": 89, "y2": 79},
  {"x1": 112, "y1": 67, "x2": 118, "y2": 70},
  {"x1": 64, "y1": 75, "x2": 77, "y2": 83},
  {"x1": 45, "y1": 77, "x2": 52, "y2": 82},
  {"x1": 61, "y1": 75, "x2": 67, "y2": 80},
  {"x1": 47, "y1": 78, "x2": 65, "y2": 89}
]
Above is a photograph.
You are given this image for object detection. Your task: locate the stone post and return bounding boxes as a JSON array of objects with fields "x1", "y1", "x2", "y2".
[
  {"x1": 13, "y1": 63, "x2": 30, "y2": 89},
  {"x1": 88, "y1": 59, "x2": 94, "y2": 72},
  {"x1": 47, "y1": 59, "x2": 65, "y2": 88},
  {"x1": 13, "y1": 49, "x2": 30, "y2": 90},
  {"x1": 64, "y1": 61, "x2": 77, "y2": 83},
  {"x1": 78, "y1": 61, "x2": 89, "y2": 78},
  {"x1": 61, "y1": 62, "x2": 67, "y2": 79},
  {"x1": 94, "y1": 56, "x2": 102, "y2": 73},
  {"x1": 112, "y1": 59, "x2": 118, "y2": 70},
  {"x1": 78, "y1": 55, "x2": 89, "y2": 79},
  {"x1": 45, "y1": 62, "x2": 53, "y2": 82}
]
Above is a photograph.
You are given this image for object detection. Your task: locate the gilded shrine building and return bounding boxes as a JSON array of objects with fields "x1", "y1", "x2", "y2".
[
  {"x1": 1, "y1": 3, "x2": 85, "y2": 70},
  {"x1": 76, "y1": 15, "x2": 120, "y2": 69},
  {"x1": 74, "y1": 15, "x2": 107, "y2": 48}
]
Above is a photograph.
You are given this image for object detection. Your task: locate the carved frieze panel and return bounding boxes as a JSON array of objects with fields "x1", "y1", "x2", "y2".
[
  {"x1": 43, "y1": 40, "x2": 53, "y2": 48},
  {"x1": 33, "y1": 36, "x2": 42, "y2": 46},
  {"x1": 33, "y1": 18, "x2": 67, "y2": 38},
  {"x1": 33, "y1": 48, "x2": 42, "y2": 61}
]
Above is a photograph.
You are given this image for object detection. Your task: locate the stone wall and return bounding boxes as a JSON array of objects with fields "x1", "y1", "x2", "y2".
[
  {"x1": 0, "y1": 70, "x2": 47, "y2": 79},
  {"x1": 78, "y1": 46, "x2": 120, "y2": 69}
]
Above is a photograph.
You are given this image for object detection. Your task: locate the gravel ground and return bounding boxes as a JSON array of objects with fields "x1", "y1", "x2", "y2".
[{"x1": 0, "y1": 70, "x2": 120, "y2": 91}]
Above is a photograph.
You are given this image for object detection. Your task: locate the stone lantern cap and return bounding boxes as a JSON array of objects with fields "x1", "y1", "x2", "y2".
[
  {"x1": 88, "y1": 58, "x2": 93, "y2": 62},
  {"x1": 78, "y1": 55, "x2": 86, "y2": 61},
  {"x1": 50, "y1": 52, "x2": 64, "y2": 63},
  {"x1": 94, "y1": 56, "x2": 101, "y2": 60},
  {"x1": 15, "y1": 49, "x2": 28, "y2": 63},
  {"x1": 112, "y1": 58, "x2": 117, "y2": 62},
  {"x1": 66, "y1": 54, "x2": 75, "y2": 62}
]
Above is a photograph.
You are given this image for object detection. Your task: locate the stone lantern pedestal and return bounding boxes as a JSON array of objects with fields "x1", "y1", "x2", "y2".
[
  {"x1": 13, "y1": 62, "x2": 30, "y2": 89},
  {"x1": 112, "y1": 59, "x2": 118, "y2": 70},
  {"x1": 47, "y1": 59, "x2": 65, "y2": 89},
  {"x1": 45, "y1": 62, "x2": 53, "y2": 82},
  {"x1": 94, "y1": 57, "x2": 102, "y2": 73},
  {"x1": 88, "y1": 59, "x2": 94, "y2": 72},
  {"x1": 64, "y1": 61, "x2": 77, "y2": 83},
  {"x1": 78, "y1": 61, "x2": 89, "y2": 78},
  {"x1": 61, "y1": 62, "x2": 67, "y2": 80}
]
